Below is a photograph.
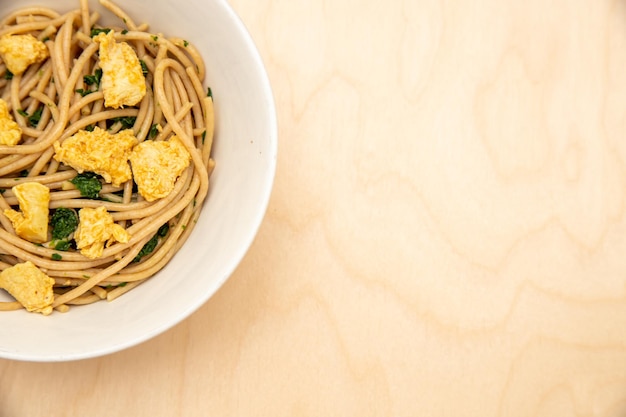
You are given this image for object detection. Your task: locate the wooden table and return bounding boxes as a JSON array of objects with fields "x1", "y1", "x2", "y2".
[{"x1": 3, "y1": 1, "x2": 626, "y2": 415}]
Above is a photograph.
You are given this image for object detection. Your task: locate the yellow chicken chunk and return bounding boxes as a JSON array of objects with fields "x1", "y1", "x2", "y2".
[
  {"x1": 94, "y1": 31, "x2": 146, "y2": 109},
  {"x1": 129, "y1": 136, "x2": 191, "y2": 202},
  {"x1": 4, "y1": 182, "x2": 50, "y2": 243},
  {"x1": 53, "y1": 126, "x2": 137, "y2": 187},
  {"x1": 75, "y1": 206, "x2": 130, "y2": 259},
  {"x1": 0, "y1": 34, "x2": 49, "y2": 75},
  {"x1": 0, "y1": 261, "x2": 54, "y2": 315},
  {"x1": 0, "y1": 98, "x2": 21, "y2": 146}
]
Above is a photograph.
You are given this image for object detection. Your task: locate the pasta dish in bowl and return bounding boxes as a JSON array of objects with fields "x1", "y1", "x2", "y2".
[{"x1": 0, "y1": 0, "x2": 277, "y2": 361}]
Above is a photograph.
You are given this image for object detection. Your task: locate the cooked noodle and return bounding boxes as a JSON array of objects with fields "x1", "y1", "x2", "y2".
[{"x1": 0, "y1": 0, "x2": 215, "y2": 313}]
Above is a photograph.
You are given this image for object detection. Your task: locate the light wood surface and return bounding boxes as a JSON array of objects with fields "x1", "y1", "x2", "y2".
[{"x1": 3, "y1": 1, "x2": 626, "y2": 415}]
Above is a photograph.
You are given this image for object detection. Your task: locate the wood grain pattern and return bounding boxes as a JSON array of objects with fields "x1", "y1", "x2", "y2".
[{"x1": 3, "y1": 0, "x2": 626, "y2": 415}]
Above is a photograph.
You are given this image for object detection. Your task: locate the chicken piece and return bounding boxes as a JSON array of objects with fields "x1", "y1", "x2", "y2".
[
  {"x1": 74, "y1": 206, "x2": 130, "y2": 259},
  {"x1": 53, "y1": 126, "x2": 137, "y2": 187},
  {"x1": 0, "y1": 34, "x2": 49, "y2": 75},
  {"x1": 4, "y1": 182, "x2": 50, "y2": 243},
  {"x1": 94, "y1": 31, "x2": 146, "y2": 109},
  {"x1": 0, "y1": 261, "x2": 54, "y2": 315},
  {"x1": 129, "y1": 136, "x2": 191, "y2": 201},
  {"x1": 0, "y1": 98, "x2": 21, "y2": 146}
]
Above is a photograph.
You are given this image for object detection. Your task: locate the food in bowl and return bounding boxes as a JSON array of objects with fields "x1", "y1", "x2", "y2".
[{"x1": 0, "y1": 0, "x2": 214, "y2": 314}]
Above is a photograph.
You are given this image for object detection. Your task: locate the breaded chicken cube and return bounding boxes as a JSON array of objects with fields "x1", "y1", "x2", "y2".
[
  {"x1": 0, "y1": 261, "x2": 54, "y2": 315},
  {"x1": 53, "y1": 126, "x2": 137, "y2": 187},
  {"x1": 0, "y1": 98, "x2": 22, "y2": 146},
  {"x1": 129, "y1": 135, "x2": 191, "y2": 201},
  {"x1": 75, "y1": 206, "x2": 130, "y2": 259},
  {"x1": 0, "y1": 34, "x2": 49, "y2": 75},
  {"x1": 4, "y1": 182, "x2": 50, "y2": 243},
  {"x1": 94, "y1": 31, "x2": 146, "y2": 109}
]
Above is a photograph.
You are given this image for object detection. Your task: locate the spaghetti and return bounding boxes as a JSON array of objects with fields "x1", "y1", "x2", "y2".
[{"x1": 0, "y1": 0, "x2": 215, "y2": 313}]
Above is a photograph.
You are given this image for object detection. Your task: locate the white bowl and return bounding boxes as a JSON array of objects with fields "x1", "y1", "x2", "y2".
[{"x1": 0, "y1": 0, "x2": 277, "y2": 361}]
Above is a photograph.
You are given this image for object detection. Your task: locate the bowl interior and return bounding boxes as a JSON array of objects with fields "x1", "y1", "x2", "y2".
[{"x1": 0, "y1": 0, "x2": 277, "y2": 361}]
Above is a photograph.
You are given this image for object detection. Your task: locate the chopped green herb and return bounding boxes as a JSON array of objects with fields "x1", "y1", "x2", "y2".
[
  {"x1": 139, "y1": 60, "x2": 148, "y2": 76},
  {"x1": 157, "y1": 223, "x2": 169, "y2": 237},
  {"x1": 18, "y1": 169, "x2": 29, "y2": 177},
  {"x1": 75, "y1": 88, "x2": 94, "y2": 97},
  {"x1": 119, "y1": 282, "x2": 127, "y2": 287},
  {"x1": 83, "y1": 68, "x2": 102, "y2": 87},
  {"x1": 90, "y1": 27, "x2": 112, "y2": 37},
  {"x1": 85, "y1": 124, "x2": 95, "y2": 132},
  {"x1": 42, "y1": 36, "x2": 50, "y2": 42},
  {"x1": 121, "y1": 29, "x2": 128, "y2": 35},
  {"x1": 110, "y1": 116, "x2": 136, "y2": 130},
  {"x1": 53, "y1": 239, "x2": 71, "y2": 251},
  {"x1": 201, "y1": 130, "x2": 206, "y2": 144},
  {"x1": 51, "y1": 208, "x2": 78, "y2": 240},
  {"x1": 28, "y1": 107, "x2": 43, "y2": 127},
  {"x1": 183, "y1": 40, "x2": 189, "y2": 47},
  {"x1": 151, "y1": 35, "x2": 158, "y2": 42},
  {"x1": 4, "y1": 70, "x2": 13, "y2": 80},
  {"x1": 133, "y1": 223, "x2": 169, "y2": 263},
  {"x1": 133, "y1": 234, "x2": 158, "y2": 262},
  {"x1": 70, "y1": 172, "x2": 102, "y2": 199},
  {"x1": 181, "y1": 224, "x2": 186, "y2": 230},
  {"x1": 51, "y1": 253, "x2": 62, "y2": 261},
  {"x1": 17, "y1": 109, "x2": 28, "y2": 117},
  {"x1": 206, "y1": 87, "x2": 212, "y2": 98},
  {"x1": 83, "y1": 274, "x2": 90, "y2": 279},
  {"x1": 149, "y1": 123, "x2": 159, "y2": 138}
]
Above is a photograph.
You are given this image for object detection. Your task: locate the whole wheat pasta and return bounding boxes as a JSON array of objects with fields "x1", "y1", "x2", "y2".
[{"x1": 0, "y1": 0, "x2": 215, "y2": 314}]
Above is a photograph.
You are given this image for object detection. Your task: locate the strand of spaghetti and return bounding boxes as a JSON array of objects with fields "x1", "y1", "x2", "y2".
[
  {"x1": 0, "y1": 42, "x2": 99, "y2": 155},
  {"x1": 49, "y1": 197, "x2": 152, "y2": 212},
  {"x1": 65, "y1": 293, "x2": 100, "y2": 305},
  {"x1": 0, "y1": 153, "x2": 43, "y2": 177},
  {"x1": 202, "y1": 96, "x2": 215, "y2": 167},
  {"x1": 17, "y1": 65, "x2": 47, "y2": 101},
  {"x1": 154, "y1": 59, "x2": 209, "y2": 204},
  {"x1": 0, "y1": 194, "x2": 16, "y2": 232},
  {"x1": 67, "y1": 91, "x2": 104, "y2": 119},
  {"x1": 29, "y1": 90, "x2": 60, "y2": 122},
  {"x1": 47, "y1": 40, "x2": 66, "y2": 99},
  {"x1": 0, "y1": 229, "x2": 121, "y2": 268},
  {"x1": 0, "y1": 13, "x2": 75, "y2": 37},
  {"x1": 0, "y1": 302, "x2": 22, "y2": 311},
  {"x1": 79, "y1": 0, "x2": 90, "y2": 36},
  {"x1": 39, "y1": 26, "x2": 58, "y2": 43},
  {"x1": 90, "y1": 285, "x2": 107, "y2": 299},
  {"x1": 0, "y1": 171, "x2": 75, "y2": 187},
  {"x1": 170, "y1": 38, "x2": 206, "y2": 83},
  {"x1": 170, "y1": 71, "x2": 194, "y2": 138},
  {"x1": 133, "y1": 85, "x2": 153, "y2": 139},
  {"x1": 0, "y1": 8, "x2": 60, "y2": 26},
  {"x1": 28, "y1": 147, "x2": 56, "y2": 177},
  {"x1": 0, "y1": 155, "x2": 23, "y2": 170},
  {"x1": 61, "y1": 108, "x2": 139, "y2": 141},
  {"x1": 106, "y1": 280, "x2": 144, "y2": 301},
  {"x1": 60, "y1": 13, "x2": 77, "y2": 87},
  {"x1": 155, "y1": 102, "x2": 193, "y2": 142},
  {"x1": 55, "y1": 30, "x2": 70, "y2": 90},
  {"x1": 183, "y1": 66, "x2": 208, "y2": 124},
  {"x1": 52, "y1": 234, "x2": 149, "y2": 307}
]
